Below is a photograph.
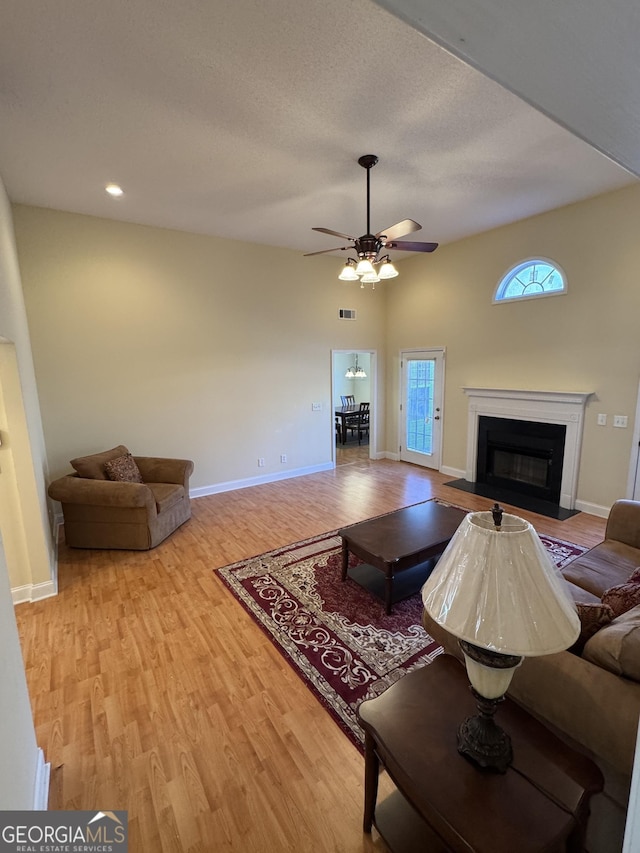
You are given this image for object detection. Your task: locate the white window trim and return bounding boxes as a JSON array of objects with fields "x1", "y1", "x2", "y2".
[{"x1": 493, "y1": 257, "x2": 567, "y2": 304}]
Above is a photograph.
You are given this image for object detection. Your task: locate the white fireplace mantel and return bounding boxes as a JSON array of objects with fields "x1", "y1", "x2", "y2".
[{"x1": 462, "y1": 387, "x2": 594, "y2": 510}]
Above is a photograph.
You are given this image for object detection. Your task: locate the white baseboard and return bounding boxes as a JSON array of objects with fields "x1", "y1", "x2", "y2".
[
  {"x1": 33, "y1": 748, "x2": 50, "y2": 810},
  {"x1": 12, "y1": 578, "x2": 58, "y2": 604},
  {"x1": 190, "y1": 462, "x2": 335, "y2": 498},
  {"x1": 12, "y1": 522, "x2": 59, "y2": 604},
  {"x1": 575, "y1": 499, "x2": 610, "y2": 519},
  {"x1": 440, "y1": 465, "x2": 466, "y2": 479}
]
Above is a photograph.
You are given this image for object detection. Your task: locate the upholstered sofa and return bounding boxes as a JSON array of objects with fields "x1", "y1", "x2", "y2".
[
  {"x1": 424, "y1": 499, "x2": 640, "y2": 852},
  {"x1": 47, "y1": 445, "x2": 194, "y2": 549}
]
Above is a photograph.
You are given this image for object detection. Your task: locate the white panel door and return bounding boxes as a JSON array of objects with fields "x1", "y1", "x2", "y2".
[{"x1": 400, "y1": 349, "x2": 444, "y2": 469}]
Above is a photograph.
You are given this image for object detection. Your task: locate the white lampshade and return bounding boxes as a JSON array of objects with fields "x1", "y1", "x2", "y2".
[
  {"x1": 355, "y1": 258, "x2": 375, "y2": 276},
  {"x1": 378, "y1": 260, "x2": 399, "y2": 279},
  {"x1": 338, "y1": 262, "x2": 359, "y2": 281},
  {"x1": 359, "y1": 271, "x2": 380, "y2": 285},
  {"x1": 422, "y1": 511, "x2": 580, "y2": 656}
]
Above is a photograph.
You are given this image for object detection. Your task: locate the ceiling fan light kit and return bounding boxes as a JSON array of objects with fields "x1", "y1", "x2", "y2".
[
  {"x1": 305, "y1": 155, "x2": 438, "y2": 289},
  {"x1": 355, "y1": 258, "x2": 376, "y2": 276},
  {"x1": 378, "y1": 258, "x2": 399, "y2": 279},
  {"x1": 338, "y1": 260, "x2": 360, "y2": 281}
]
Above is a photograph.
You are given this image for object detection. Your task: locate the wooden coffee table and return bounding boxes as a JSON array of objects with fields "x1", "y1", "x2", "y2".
[
  {"x1": 339, "y1": 501, "x2": 466, "y2": 614},
  {"x1": 358, "y1": 655, "x2": 604, "y2": 853}
]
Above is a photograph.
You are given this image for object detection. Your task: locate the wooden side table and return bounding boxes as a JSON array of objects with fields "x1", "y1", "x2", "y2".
[{"x1": 357, "y1": 655, "x2": 603, "y2": 853}]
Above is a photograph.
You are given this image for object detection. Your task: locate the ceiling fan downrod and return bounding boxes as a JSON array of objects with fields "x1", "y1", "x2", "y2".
[{"x1": 358, "y1": 154, "x2": 378, "y2": 237}]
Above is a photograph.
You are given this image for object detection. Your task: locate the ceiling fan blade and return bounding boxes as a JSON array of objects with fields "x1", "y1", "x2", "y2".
[
  {"x1": 312, "y1": 227, "x2": 357, "y2": 241},
  {"x1": 376, "y1": 219, "x2": 422, "y2": 242},
  {"x1": 386, "y1": 240, "x2": 439, "y2": 253},
  {"x1": 303, "y1": 246, "x2": 350, "y2": 256}
]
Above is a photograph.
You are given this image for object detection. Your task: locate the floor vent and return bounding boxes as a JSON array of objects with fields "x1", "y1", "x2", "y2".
[{"x1": 339, "y1": 308, "x2": 356, "y2": 320}]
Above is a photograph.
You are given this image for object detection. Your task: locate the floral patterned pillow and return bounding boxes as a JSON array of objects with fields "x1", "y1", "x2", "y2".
[
  {"x1": 571, "y1": 602, "x2": 614, "y2": 653},
  {"x1": 104, "y1": 453, "x2": 143, "y2": 483},
  {"x1": 602, "y1": 567, "x2": 640, "y2": 618}
]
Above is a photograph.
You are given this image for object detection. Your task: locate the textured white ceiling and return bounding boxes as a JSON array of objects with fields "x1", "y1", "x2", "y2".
[
  {"x1": 0, "y1": 0, "x2": 634, "y2": 258},
  {"x1": 377, "y1": 0, "x2": 640, "y2": 177}
]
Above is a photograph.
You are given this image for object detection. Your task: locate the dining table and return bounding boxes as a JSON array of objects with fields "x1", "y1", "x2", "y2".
[{"x1": 335, "y1": 405, "x2": 360, "y2": 445}]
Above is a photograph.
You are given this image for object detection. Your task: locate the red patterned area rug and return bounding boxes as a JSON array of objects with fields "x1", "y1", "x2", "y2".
[{"x1": 215, "y1": 514, "x2": 586, "y2": 750}]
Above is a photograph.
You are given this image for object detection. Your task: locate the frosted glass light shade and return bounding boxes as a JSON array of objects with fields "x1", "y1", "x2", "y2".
[
  {"x1": 355, "y1": 259, "x2": 375, "y2": 276},
  {"x1": 339, "y1": 262, "x2": 359, "y2": 281},
  {"x1": 359, "y1": 271, "x2": 380, "y2": 284},
  {"x1": 378, "y1": 260, "x2": 398, "y2": 279},
  {"x1": 422, "y1": 511, "x2": 580, "y2": 656}
]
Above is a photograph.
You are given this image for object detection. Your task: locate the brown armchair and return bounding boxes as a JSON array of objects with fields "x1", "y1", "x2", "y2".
[{"x1": 47, "y1": 445, "x2": 194, "y2": 550}]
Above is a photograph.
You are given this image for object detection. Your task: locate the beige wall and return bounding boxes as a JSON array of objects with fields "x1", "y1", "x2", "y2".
[
  {"x1": 12, "y1": 184, "x2": 640, "y2": 516},
  {"x1": 0, "y1": 187, "x2": 53, "y2": 591},
  {"x1": 0, "y1": 176, "x2": 48, "y2": 808},
  {"x1": 385, "y1": 182, "x2": 640, "y2": 511},
  {"x1": 12, "y1": 206, "x2": 387, "y2": 489}
]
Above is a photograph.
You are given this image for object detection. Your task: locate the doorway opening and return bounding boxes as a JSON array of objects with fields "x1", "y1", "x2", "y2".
[{"x1": 332, "y1": 350, "x2": 376, "y2": 466}]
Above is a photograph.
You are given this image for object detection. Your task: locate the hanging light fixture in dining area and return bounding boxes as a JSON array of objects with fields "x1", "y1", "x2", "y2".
[{"x1": 345, "y1": 354, "x2": 367, "y2": 379}]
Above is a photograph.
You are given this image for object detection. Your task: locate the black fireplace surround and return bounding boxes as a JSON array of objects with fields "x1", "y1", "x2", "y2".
[{"x1": 476, "y1": 416, "x2": 566, "y2": 505}]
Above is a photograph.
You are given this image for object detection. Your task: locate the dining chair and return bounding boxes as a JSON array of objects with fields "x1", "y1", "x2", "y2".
[{"x1": 357, "y1": 402, "x2": 370, "y2": 445}]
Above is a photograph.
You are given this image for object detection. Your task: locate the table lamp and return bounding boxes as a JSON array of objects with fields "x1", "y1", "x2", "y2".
[{"x1": 422, "y1": 504, "x2": 580, "y2": 773}]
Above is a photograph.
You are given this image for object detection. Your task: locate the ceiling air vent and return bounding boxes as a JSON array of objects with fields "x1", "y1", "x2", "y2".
[{"x1": 339, "y1": 308, "x2": 357, "y2": 320}]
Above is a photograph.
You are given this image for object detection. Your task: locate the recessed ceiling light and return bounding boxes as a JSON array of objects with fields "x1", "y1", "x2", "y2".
[{"x1": 105, "y1": 183, "x2": 124, "y2": 197}]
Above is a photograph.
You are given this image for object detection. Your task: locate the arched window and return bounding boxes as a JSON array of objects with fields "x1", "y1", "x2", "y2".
[{"x1": 494, "y1": 259, "x2": 567, "y2": 303}]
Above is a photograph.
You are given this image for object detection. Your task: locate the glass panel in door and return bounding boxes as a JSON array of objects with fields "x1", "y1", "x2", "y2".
[{"x1": 400, "y1": 350, "x2": 444, "y2": 469}]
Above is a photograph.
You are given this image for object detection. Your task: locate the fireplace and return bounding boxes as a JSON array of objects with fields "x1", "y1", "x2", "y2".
[
  {"x1": 477, "y1": 416, "x2": 566, "y2": 504},
  {"x1": 460, "y1": 388, "x2": 593, "y2": 512}
]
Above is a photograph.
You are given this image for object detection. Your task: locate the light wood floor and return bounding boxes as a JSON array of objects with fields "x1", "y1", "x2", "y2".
[
  {"x1": 15, "y1": 460, "x2": 607, "y2": 852},
  {"x1": 335, "y1": 439, "x2": 371, "y2": 466}
]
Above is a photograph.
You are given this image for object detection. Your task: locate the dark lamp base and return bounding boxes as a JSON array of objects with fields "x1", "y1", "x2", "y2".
[
  {"x1": 456, "y1": 640, "x2": 521, "y2": 773},
  {"x1": 457, "y1": 694, "x2": 513, "y2": 774}
]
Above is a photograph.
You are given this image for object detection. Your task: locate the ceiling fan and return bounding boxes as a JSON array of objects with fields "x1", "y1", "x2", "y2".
[{"x1": 305, "y1": 155, "x2": 438, "y2": 286}]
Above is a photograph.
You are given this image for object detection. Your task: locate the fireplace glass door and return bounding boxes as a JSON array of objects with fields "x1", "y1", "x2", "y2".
[{"x1": 477, "y1": 416, "x2": 566, "y2": 504}]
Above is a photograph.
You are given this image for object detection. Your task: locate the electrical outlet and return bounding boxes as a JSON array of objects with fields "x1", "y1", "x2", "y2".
[
  {"x1": 597, "y1": 413, "x2": 607, "y2": 426},
  {"x1": 280, "y1": 454, "x2": 287, "y2": 463},
  {"x1": 258, "y1": 457, "x2": 265, "y2": 467},
  {"x1": 613, "y1": 415, "x2": 628, "y2": 428}
]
